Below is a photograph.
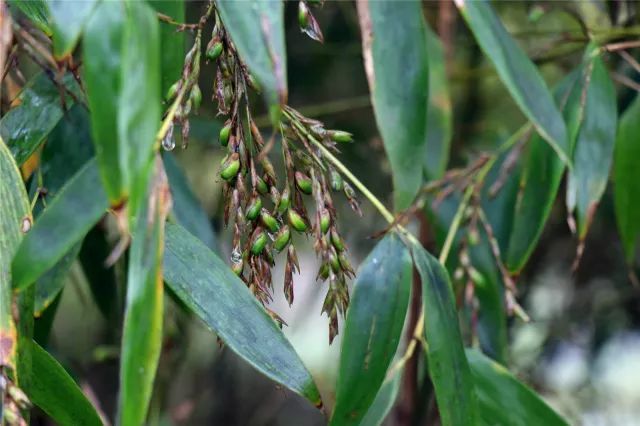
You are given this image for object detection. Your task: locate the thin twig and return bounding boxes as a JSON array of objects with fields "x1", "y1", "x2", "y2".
[{"x1": 618, "y1": 50, "x2": 640, "y2": 74}]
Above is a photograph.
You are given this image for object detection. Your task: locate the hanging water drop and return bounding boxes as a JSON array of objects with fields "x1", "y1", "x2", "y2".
[
  {"x1": 230, "y1": 248, "x2": 242, "y2": 264},
  {"x1": 162, "y1": 124, "x2": 176, "y2": 151}
]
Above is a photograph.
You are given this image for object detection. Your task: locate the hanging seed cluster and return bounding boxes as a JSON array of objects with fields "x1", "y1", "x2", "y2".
[{"x1": 164, "y1": 7, "x2": 361, "y2": 342}]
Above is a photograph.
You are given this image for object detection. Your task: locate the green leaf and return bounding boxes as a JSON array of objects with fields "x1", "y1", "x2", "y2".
[
  {"x1": 614, "y1": 95, "x2": 640, "y2": 264},
  {"x1": 566, "y1": 54, "x2": 617, "y2": 240},
  {"x1": 163, "y1": 222, "x2": 322, "y2": 407},
  {"x1": 0, "y1": 73, "x2": 80, "y2": 167},
  {"x1": 83, "y1": 1, "x2": 125, "y2": 205},
  {"x1": 455, "y1": 0, "x2": 569, "y2": 164},
  {"x1": 7, "y1": 0, "x2": 51, "y2": 35},
  {"x1": 30, "y1": 340, "x2": 103, "y2": 426},
  {"x1": 411, "y1": 243, "x2": 478, "y2": 426},
  {"x1": 331, "y1": 233, "x2": 412, "y2": 426},
  {"x1": 424, "y1": 23, "x2": 452, "y2": 181},
  {"x1": 360, "y1": 367, "x2": 403, "y2": 426},
  {"x1": 119, "y1": 160, "x2": 169, "y2": 426},
  {"x1": 216, "y1": 0, "x2": 287, "y2": 121},
  {"x1": 506, "y1": 70, "x2": 583, "y2": 273},
  {"x1": 466, "y1": 349, "x2": 569, "y2": 426},
  {"x1": 79, "y1": 226, "x2": 118, "y2": 322},
  {"x1": 48, "y1": 0, "x2": 99, "y2": 58},
  {"x1": 163, "y1": 153, "x2": 217, "y2": 250},
  {"x1": 34, "y1": 244, "x2": 81, "y2": 316},
  {"x1": 12, "y1": 160, "x2": 108, "y2": 291},
  {"x1": 150, "y1": 0, "x2": 186, "y2": 96},
  {"x1": 0, "y1": 137, "x2": 31, "y2": 374},
  {"x1": 357, "y1": 0, "x2": 429, "y2": 209}
]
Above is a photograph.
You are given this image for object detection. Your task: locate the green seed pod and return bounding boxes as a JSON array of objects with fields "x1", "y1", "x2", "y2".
[
  {"x1": 288, "y1": 209, "x2": 308, "y2": 232},
  {"x1": 219, "y1": 121, "x2": 231, "y2": 146},
  {"x1": 220, "y1": 153, "x2": 240, "y2": 181},
  {"x1": 329, "y1": 130, "x2": 353, "y2": 143},
  {"x1": 231, "y1": 260, "x2": 244, "y2": 276},
  {"x1": 256, "y1": 177, "x2": 268, "y2": 194},
  {"x1": 190, "y1": 84, "x2": 202, "y2": 110},
  {"x1": 206, "y1": 41, "x2": 224, "y2": 61},
  {"x1": 273, "y1": 226, "x2": 291, "y2": 252},
  {"x1": 329, "y1": 251, "x2": 340, "y2": 273},
  {"x1": 166, "y1": 81, "x2": 180, "y2": 101},
  {"x1": 330, "y1": 169, "x2": 343, "y2": 192},
  {"x1": 260, "y1": 209, "x2": 280, "y2": 233},
  {"x1": 298, "y1": 1, "x2": 309, "y2": 29},
  {"x1": 278, "y1": 187, "x2": 291, "y2": 214},
  {"x1": 330, "y1": 229, "x2": 345, "y2": 252},
  {"x1": 295, "y1": 171, "x2": 313, "y2": 194},
  {"x1": 317, "y1": 263, "x2": 330, "y2": 281},
  {"x1": 338, "y1": 253, "x2": 352, "y2": 271},
  {"x1": 251, "y1": 231, "x2": 268, "y2": 255},
  {"x1": 246, "y1": 196, "x2": 262, "y2": 221},
  {"x1": 320, "y1": 209, "x2": 331, "y2": 234}
]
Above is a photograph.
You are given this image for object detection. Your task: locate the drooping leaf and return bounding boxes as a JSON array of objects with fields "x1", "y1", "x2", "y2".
[
  {"x1": 151, "y1": 0, "x2": 186, "y2": 96},
  {"x1": 466, "y1": 349, "x2": 569, "y2": 426},
  {"x1": 411, "y1": 243, "x2": 478, "y2": 426},
  {"x1": 216, "y1": 0, "x2": 287, "y2": 122},
  {"x1": 0, "y1": 137, "x2": 31, "y2": 375},
  {"x1": 163, "y1": 153, "x2": 217, "y2": 250},
  {"x1": 0, "y1": 73, "x2": 80, "y2": 167},
  {"x1": 30, "y1": 341, "x2": 103, "y2": 426},
  {"x1": 119, "y1": 159, "x2": 170, "y2": 426},
  {"x1": 7, "y1": 0, "x2": 51, "y2": 35},
  {"x1": 455, "y1": 0, "x2": 569, "y2": 164},
  {"x1": 360, "y1": 367, "x2": 403, "y2": 426},
  {"x1": 424, "y1": 23, "x2": 451, "y2": 181},
  {"x1": 48, "y1": 0, "x2": 99, "y2": 58},
  {"x1": 566, "y1": 54, "x2": 617, "y2": 240},
  {"x1": 83, "y1": 1, "x2": 125, "y2": 205},
  {"x1": 331, "y1": 233, "x2": 412, "y2": 425},
  {"x1": 614, "y1": 95, "x2": 640, "y2": 264},
  {"x1": 357, "y1": 0, "x2": 429, "y2": 209},
  {"x1": 163, "y1": 222, "x2": 322, "y2": 407},
  {"x1": 12, "y1": 160, "x2": 108, "y2": 291}
]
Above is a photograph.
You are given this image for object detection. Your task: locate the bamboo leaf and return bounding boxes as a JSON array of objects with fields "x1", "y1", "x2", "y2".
[
  {"x1": 0, "y1": 137, "x2": 31, "y2": 376},
  {"x1": 467, "y1": 349, "x2": 569, "y2": 426},
  {"x1": 614, "y1": 95, "x2": 640, "y2": 264},
  {"x1": 119, "y1": 159, "x2": 170, "y2": 426},
  {"x1": 411, "y1": 243, "x2": 478, "y2": 426},
  {"x1": 7, "y1": 0, "x2": 51, "y2": 35},
  {"x1": 331, "y1": 233, "x2": 412, "y2": 426},
  {"x1": 566, "y1": 54, "x2": 617, "y2": 240},
  {"x1": 163, "y1": 222, "x2": 322, "y2": 407},
  {"x1": 359, "y1": 368, "x2": 403, "y2": 426},
  {"x1": 216, "y1": 0, "x2": 287, "y2": 122},
  {"x1": 30, "y1": 341, "x2": 103, "y2": 426},
  {"x1": 455, "y1": 0, "x2": 569, "y2": 164},
  {"x1": 48, "y1": 0, "x2": 99, "y2": 58},
  {"x1": 357, "y1": 0, "x2": 429, "y2": 209},
  {"x1": 150, "y1": 0, "x2": 185, "y2": 96},
  {"x1": 12, "y1": 160, "x2": 108, "y2": 291}
]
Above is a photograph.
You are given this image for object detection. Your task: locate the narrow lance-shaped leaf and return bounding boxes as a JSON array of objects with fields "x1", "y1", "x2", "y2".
[
  {"x1": 455, "y1": 0, "x2": 569, "y2": 164},
  {"x1": 216, "y1": 0, "x2": 287, "y2": 122},
  {"x1": 30, "y1": 340, "x2": 103, "y2": 426},
  {"x1": 357, "y1": 0, "x2": 429, "y2": 209},
  {"x1": 119, "y1": 158, "x2": 171, "y2": 426},
  {"x1": 614, "y1": 95, "x2": 640, "y2": 264},
  {"x1": 12, "y1": 160, "x2": 108, "y2": 290},
  {"x1": 7, "y1": 0, "x2": 51, "y2": 35},
  {"x1": 331, "y1": 233, "x2": 412, "y2": 426},
  {"x1": 424, "y1": 23, "x2": 452, "y2": 181},
  {"x1": 150, "y1": 0, "x2": 185, "y2": 97},
  {"x1": 163, "y1": 222, "x2": 322, "y2": 407},
  {"x1": 411, "y1": 242, "x2": 479, "y2": 426},
  {"x1": 0, "y1": 137, "x2": 31, "y2": 375},
  {"x1": 359, "y1": 367, "x2": 403, "y2": 426},
  {"x1": 48, "y1": 0, "x2": 99, "y2": 59},
  {"x1": 466, "y1": 349, "x2": 569, "y2": 426},
  {"x1": 566, "y1": 53, "x2": 617, "y2": 240}
]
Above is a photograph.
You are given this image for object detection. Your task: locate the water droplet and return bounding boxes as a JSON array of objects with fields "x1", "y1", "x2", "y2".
[
  {"x1": 161, "y1": 124, "x2": 175, "y2": 151},
  {"x1": 267, "y1": 232, "x2": 275, "y2": 242},
  {"x1": 230, "y1": 248, "x2": 242, "y2": 264},
  {"x1": 21, "y1": 217, "x2": 31, "y2": 233}
]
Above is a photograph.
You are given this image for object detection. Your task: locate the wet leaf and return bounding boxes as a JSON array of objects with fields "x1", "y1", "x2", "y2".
[
  {"x1": 216, "y1": 0, "x2": 287, "y2": 122},
  {"x1": 411, "y1": 242, "x2": 479, "y2": 426},
  {"x1": 614, "y1": 95, "x2": 640, "y2": 264},
  {"x1": 163, "y1": 222, "x2": 322, "y2": 407},
  {"x1": 467, "y1": 349, "x2": 569, "y2": 426},
  {"x1": 331, "y1": 233, "x2": 412, "y2": 425},
  {"x1": 455, "y1": 0, "x2": 569, "y2": 164},
  {"x1": 12, "y1": 160, "x2": 108, "y2": 291},
  {"x1": 30, "y1": 340, "x2": 103, "y2": 426},
  {"x1": 357, "y1": 0, "x2": 429, "y2": 209}
]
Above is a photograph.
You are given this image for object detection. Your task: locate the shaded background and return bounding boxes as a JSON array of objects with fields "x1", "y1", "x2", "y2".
[{"x1": 18, "y1": 1, "x2": 640, "y2": 425}]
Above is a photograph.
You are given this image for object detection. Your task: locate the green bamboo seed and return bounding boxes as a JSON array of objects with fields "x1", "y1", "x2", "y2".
[
  {"x1": 295, "y1": 171, "x2": 313, "y2": 194},
  {"x1": 251, "y1": 232, "x2": 268, "y2": 255},
  {"x1": 260, "y1": 209, "x2": 280, "y2": 233},
  {"x1": 273, "y1": 226, "x2": 291, "y2": 252},
  {"x1": 219, "y1": 121, "x2": 231, "y2": 146},
  {"x1": 206, "y1": 41, "x2": 223, "y2": 61},
  {"x1": 246, "y1": 197, "x2": 262, "y2": 221},
  {"x1": 288, "y1": 209, "x2": 308, "y2": 232},
  {"x1": 220, "y1": 153, "x2": 240, "y2": 181}
]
